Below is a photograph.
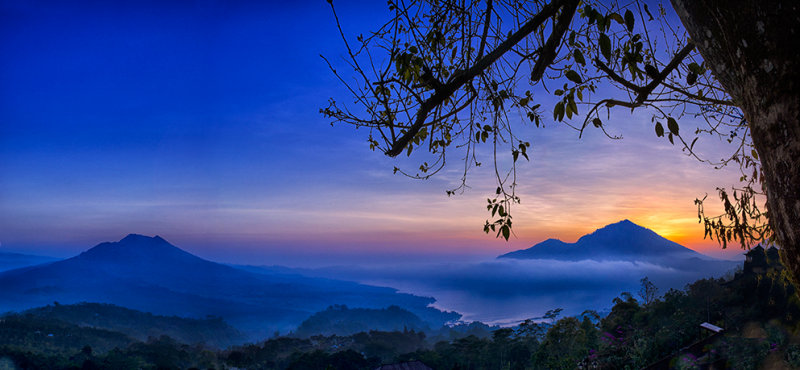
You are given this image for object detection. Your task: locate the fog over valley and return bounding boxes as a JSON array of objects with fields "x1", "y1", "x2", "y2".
[
  {"x1": 0, "y1": 221, "x2": 739, "y2": 328},
  {"x1": 277, "y1": 250, "x2": 738, "y2": 324}
]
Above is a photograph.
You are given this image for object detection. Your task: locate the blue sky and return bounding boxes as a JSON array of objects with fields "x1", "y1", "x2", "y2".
[{"x1": 0, "y1": 0, "x2": 747, "y2": 265}]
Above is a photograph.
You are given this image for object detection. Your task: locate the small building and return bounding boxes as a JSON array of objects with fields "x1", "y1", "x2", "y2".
[
  {"x1": 744, "y1": 245, "x2": 767, "y2": 275},
  {"x1": 700, "y1": 322, "x2": 723, "y2": 334}
]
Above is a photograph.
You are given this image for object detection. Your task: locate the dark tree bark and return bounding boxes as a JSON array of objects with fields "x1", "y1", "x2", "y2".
[{"x1": 671, "y1": 1, "x2": 800, "y2": 283}]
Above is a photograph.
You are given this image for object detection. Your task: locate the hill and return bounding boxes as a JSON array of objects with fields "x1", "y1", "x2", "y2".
[
  {"x1": 293, "y1": 305, "x2": 430, "y2": 338},
  {"x1": 0, "y1": 234, "x2": 459, "y2": 340},
  {"x1": 19, "y1": 302, "x2": 243, "y2": 347}
]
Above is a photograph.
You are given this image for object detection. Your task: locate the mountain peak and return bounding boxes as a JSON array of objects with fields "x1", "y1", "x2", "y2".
[
  {"x1": 599, "y1": 219, "x2": 644, "y2": 231},
  {"x1": 120, "y1": 234, "x2": 167, "y2": 244},
  {"x1": 579, "y1": 219, "x2": 654, "y2": 242},
  {"x1": 77, "y1": 234, "x2": 196, "y2": 263}
]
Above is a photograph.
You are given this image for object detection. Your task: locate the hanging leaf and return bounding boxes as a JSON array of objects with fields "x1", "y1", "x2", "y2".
[
  {"x1": 599, "y1": 33, "x2": 611, "y2": 61},
  {"x1": 573, "y1": 49, "x2": 586, "y2": 65},
  {"x1": 624, "y1": 9, "x2": 635, "y2": 32},
  {"x1": 655, "y1": 122, "x2": 664, "y2": 137},
  {"x1": 566, "y1": 70, "x2": 582, "y2": 84},
  {"x1": 554, "y1": 101, "x2": 565, "y2": 121},
  {"x1": 568, "y1": 98, "x2": 578, "y2": 116},
  {"x1": 667, "y1": 117, "x2": 680, "y2": 135},
  {"x1": 687, "y1": 72, "x2": 697, "y2": 85},
  {"x1": 643, "y1": 4, "x2": 654, "y2": 20},
  {"x1": 608, "y1": 13, "x2": 624, "y2": 25}
]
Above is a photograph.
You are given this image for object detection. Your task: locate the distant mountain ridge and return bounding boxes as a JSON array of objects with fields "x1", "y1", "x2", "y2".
[
  {"x1": 0, "y1": 251, "x2": 58, "y2": 272},
  {"x1": 499, "y1": 220, "x2": 730, "y2": 268},
  {"x1": 0, "y1": 234, "x2": 460, "y2": 341}
]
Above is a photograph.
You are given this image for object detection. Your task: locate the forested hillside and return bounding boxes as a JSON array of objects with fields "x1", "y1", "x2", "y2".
[{"x1": 19, "y1": 303, "x2": 243, "y2": 347}]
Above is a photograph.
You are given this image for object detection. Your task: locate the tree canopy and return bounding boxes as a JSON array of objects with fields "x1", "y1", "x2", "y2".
[{"x1": 323, "y1": 0, "x2": 799, "y2": 287}]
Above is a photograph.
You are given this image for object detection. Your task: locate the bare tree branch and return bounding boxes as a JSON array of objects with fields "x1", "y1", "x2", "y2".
[{"x1": 385, "y1": 0, "x2": 578, "y2": 156}]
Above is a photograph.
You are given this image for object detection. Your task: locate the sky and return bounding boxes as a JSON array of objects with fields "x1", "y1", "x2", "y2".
[{"x1": 0, "y1": 0, "x2": 749, "y2": 266}]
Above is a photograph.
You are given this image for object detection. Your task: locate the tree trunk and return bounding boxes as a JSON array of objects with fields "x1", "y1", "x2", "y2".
[{"x1": 671, "y1": 1, "x2": 800, "y2": 283}]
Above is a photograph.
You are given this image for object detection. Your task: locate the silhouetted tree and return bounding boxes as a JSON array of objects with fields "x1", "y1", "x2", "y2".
[
  {"x1": 324, "y1": 0, "x2": 800, "y2": 288},
  {"x1": 638, "y1": 277, "x2": 658, "y2": 306}
]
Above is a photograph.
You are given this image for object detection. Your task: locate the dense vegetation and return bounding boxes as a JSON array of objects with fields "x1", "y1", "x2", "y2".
[
  {"x1": 294, "y1": 305, "x2": 429, "y2": 338},
  {"x1": 3, "y1": 248, "x2": 800, "y2": 369}
]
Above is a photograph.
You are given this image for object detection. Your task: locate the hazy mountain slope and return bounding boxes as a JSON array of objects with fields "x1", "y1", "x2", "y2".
[
  {"x1": 0, "y1": 235, "x2": 459, "y2": 339},
  {"x1": 0, "y1": 251, "x2": 59, "y2": 272}
]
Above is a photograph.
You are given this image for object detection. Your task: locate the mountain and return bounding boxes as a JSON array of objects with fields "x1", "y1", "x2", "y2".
[
  {"x1": 0, "y1": 251, "x2": 59, "y2": 272},
  {"x1": 498, "y1": 220, "x2": 734, "y2": 268},
  {"x1": 0, "y1": 234, "x2": 459, "y2": 340}
]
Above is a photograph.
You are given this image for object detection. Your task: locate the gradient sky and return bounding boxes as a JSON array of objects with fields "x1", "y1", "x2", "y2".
[{"x1": 0, "y1": 0, "x2": 748, "y2": 266}]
